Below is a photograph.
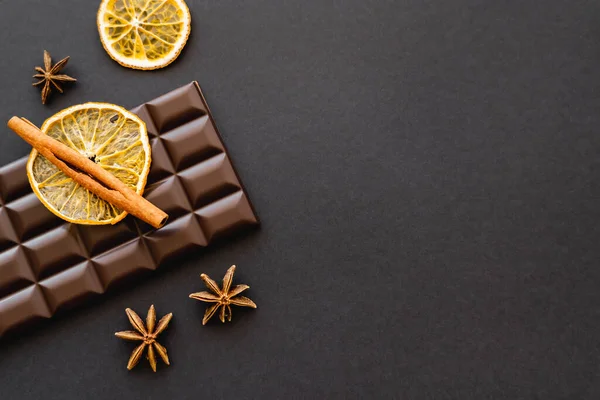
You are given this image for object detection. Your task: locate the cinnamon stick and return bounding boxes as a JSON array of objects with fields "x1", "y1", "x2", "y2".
[{"x1": 7, "y1": 116, "x2": 168, "y2": 229}]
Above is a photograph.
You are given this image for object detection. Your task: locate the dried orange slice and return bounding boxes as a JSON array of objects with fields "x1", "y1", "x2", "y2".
[
  {"x1": 97, "y1": 0, "x2": 192, "y2": 70},
  {"x1": 26, "y1": 103, "x2": 151, "y2": 225}
]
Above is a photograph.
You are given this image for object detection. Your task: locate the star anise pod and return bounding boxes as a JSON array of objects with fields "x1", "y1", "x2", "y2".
[
  {"x1": 189, "y1": 265, "x2": 257, "y2": 325},
  {"x1": 32, "y1": 50, "x2": 76, "y2": 104},
  {"x1": 115, "y1": 305, "x2": 172, "y2": 372}
]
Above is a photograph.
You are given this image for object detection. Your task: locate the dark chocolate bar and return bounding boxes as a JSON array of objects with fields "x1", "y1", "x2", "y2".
[{"x1": 0, "y1": 82, "x2": 259, "y2": 337}]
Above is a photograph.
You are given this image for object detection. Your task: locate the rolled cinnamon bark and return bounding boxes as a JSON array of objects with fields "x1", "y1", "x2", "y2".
[{"x1": 7, "y1": 116, "x2": 168, "y2": 229}]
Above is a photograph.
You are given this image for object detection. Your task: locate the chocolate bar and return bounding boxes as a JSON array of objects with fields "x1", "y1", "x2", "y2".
[{"x1": 0, "y1": 82, "x2": 259, "y2": 338}]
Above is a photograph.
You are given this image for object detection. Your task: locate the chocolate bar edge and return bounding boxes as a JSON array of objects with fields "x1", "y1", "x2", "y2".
[{"x1": 192, "y1": 81, "x2": 260, "y2": 225}]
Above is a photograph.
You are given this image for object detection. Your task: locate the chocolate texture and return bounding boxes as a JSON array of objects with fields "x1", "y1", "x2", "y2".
[{"x1": 0, "y1": 82, "x2": 259, "y2": 338}]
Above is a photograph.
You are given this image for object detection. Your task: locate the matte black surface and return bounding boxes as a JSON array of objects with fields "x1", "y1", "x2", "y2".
[{"x1": 1, "y1": 0, "x2": 600, "y2": 398}]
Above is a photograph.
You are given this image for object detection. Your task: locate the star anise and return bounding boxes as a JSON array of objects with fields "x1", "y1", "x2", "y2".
[
  {"x1": 189, "y1": 265, "x2": 257, "y2": 325},
  {"x1": 32, "y1": 50, "x2": 76, "y2": 104},
  {"x1": 114, "y1": 305, "x2": 172, "y2": 372}
]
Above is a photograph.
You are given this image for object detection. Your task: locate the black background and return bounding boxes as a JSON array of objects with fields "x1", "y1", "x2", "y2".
[{"x1": 1, "y1": 0, "x2": 600, "y2": 398}]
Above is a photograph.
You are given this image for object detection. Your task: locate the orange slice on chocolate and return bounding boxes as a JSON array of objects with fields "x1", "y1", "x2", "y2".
[
  {"x1": 97, "y1": 0, "x2": 192, "y2": 70},
  {"x1": 26, "y1": 103, "x2": 151, "y2": 225}
]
